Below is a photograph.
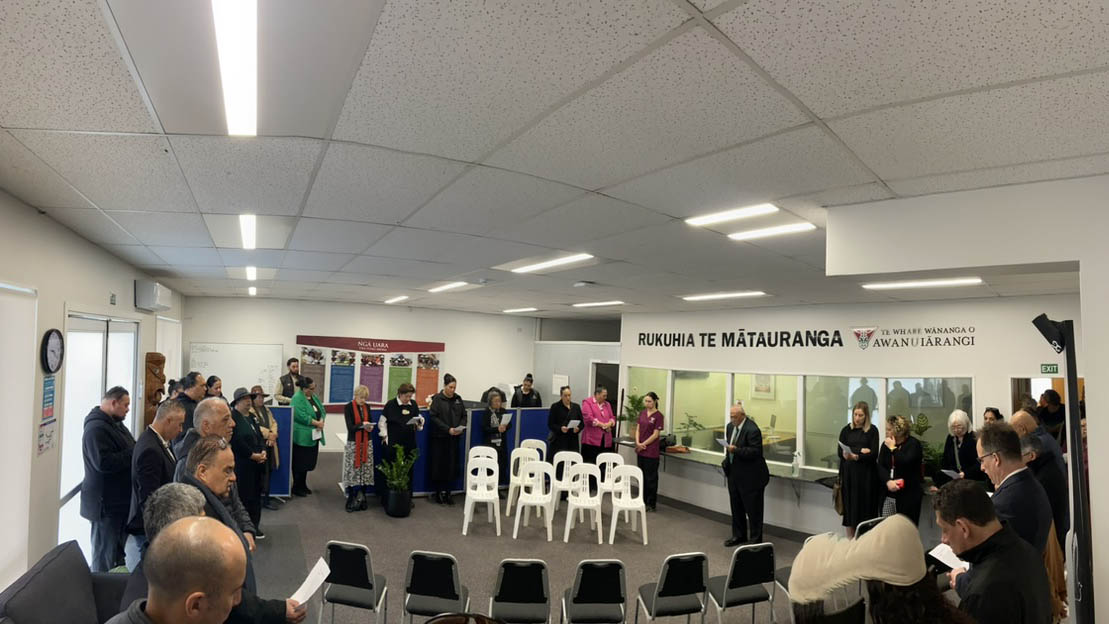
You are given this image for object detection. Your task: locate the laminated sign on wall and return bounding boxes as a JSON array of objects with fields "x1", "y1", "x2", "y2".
[{"x1": 296, "y1": 335, "x2": 446, "y2": 406}]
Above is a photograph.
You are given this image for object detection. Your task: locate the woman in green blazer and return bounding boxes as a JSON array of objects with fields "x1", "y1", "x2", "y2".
[{"x1": 290, "y1": 377, "x2": 326, "y2": 496}]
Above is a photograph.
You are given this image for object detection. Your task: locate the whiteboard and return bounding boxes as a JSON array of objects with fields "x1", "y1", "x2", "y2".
[{"x1": 188, "y1": 342, "x2": 285, "y2": 396}]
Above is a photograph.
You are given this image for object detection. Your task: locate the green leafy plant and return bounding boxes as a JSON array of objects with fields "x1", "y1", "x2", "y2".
[
  {"x1": 910, "y1": 413, "x2": 944, "y2": 475},
  {"x1": 380, "y1": 444, "x2": 419, "y2": 490},
  {"x1": 678, "y1": 411, "x2": 706, "y2": 432},
  {"x1": 622, "y1": 392, "x2": 646, "y2": 424}
]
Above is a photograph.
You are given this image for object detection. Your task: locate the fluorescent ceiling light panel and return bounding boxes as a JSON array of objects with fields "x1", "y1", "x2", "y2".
[
  {"x1": 728, "y1": 222, "x2": 816, "y2": 241},
  {"x1": 685, "y1": 203, "x2": 778, "y2": 227},
  {"x1": 682, "y1": 291, "x2": 766, "y2": 301},
  {"x1": 245, "y1": 266, "x2": 257, "y2": 281},
  {"x1": 247, "y1": 286, "x2": 257, "y2": 296},
  {"x1": 511, "y1": 253, "x2": 594, "y2": 274},
  {"x1": 503, "y1": 307, "x2": 538, "y2": 313},
  {"x1": 238, "y1": 214, "x2": 256, "y2": 249},
  {"x1": 572, "y1": 301, "x2": 624, "y2": 308},
  {"x1": 861, "y1": 277, "x2": 983, "y2": 290},
  {"x1": 428, "y1": 281, "x2": 467, "y2": 293},
  {"x1": 211, "y1": 0, "x2": 257, "y2": 136},
  {"x1": 384, "y1": 295, "x2": 409, "y2": 304}
]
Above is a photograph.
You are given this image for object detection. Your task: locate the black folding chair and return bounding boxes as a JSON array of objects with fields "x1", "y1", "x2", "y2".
[
  {"x1": 561, "y1": 560, "x2": 626, "y2": 624},
  {"x1": 707, "y1": 543, "x2": 775, "y2": 623},
  {"x1": 489, "y1": 559, "x2": 550, "y2": 623},
  {"x1": 318, "y1": 541, "x2": 387, "y2": 624},
  {"x1": 854, "y1": 518, "x2": 882, "y2": 539},
  {"x1": 405, "y1": 551, "x2": 471, "y2": 624},
  {"x1": 635, "y1": 553, "x2": 707, "y2": 624}
]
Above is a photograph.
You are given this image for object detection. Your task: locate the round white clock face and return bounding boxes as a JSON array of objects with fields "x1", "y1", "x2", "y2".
[{"x1": 46, "y1": 331, "x2": 63, "y2": 371}]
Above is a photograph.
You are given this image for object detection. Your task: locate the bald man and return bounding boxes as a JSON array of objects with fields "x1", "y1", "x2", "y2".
[
  {"x1": 110, "y1": 516, "x2": 245, "y2": 624},
  {"x1": 722, "y1": 404, "x2": 770, "y2": 546},
  {"x1": 1011, "y1": 410, "x2": 1066, "y2": 477}
]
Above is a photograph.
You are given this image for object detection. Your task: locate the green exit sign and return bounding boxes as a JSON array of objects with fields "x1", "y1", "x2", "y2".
[{"x1": 1041, "y1": 363, "x2": 1059, "y2": 375}]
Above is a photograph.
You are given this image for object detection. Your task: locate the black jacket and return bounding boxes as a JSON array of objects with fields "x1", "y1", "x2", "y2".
[
  {"x1": 428, "y1": 392, "x2": 466, "y2": 439},
  {"x1": 991, "y1": 468, "x2": 1053, "y2": 552},
  {"x1": 173, "y1": 395, "x2": 199, "y2": 444},
  {"x1": 877, "y1": 436, "x2": 923, "y2": 498},
  {"x1": 180, "y1": 473, "x2": 258, "y2": 595},
  {"x1": 933, "y1": 432, "x2": 989, "y2": 487},
  {"x1": 511, "y1": 386, "x2": 542, "y2": 408},
  {"x1": 80, "y1": 407, "x2": 136, "y2": 521},
  {"x1": 722, "y1": 418, "x2": 770, "y2": 491},
  {"x1": 548, "y1": 401, "x2": 582, "y2": 453},
  {"x1": 230, "y1": 408, "x2": 266, "y2": 495},
  {"x1": 121, "y1": 560, "x2": 285, "y2": 624},
  {"x1": 1028, "y1": 452, "x2": 1069, "y2": 553},
  {"x1": 482, "y1": 408, "x2": 512, "y2": 447},
  {"x1": 955, "y1": 526, "x2": 1053, "y2": 624},
  {"x1": 174, "y1": 429, "x2": 257, "y2": 536},
  {"x1": 126, "y1": 427, "x2": 177, "y2": 534},
  {"x1": 382, "y1": 398, "x2": 420, "y2": 450}
]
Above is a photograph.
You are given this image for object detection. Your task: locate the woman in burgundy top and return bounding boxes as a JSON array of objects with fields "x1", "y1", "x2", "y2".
[{"x1": 636, "y1": 392, "x2": 664, "y2": 511}]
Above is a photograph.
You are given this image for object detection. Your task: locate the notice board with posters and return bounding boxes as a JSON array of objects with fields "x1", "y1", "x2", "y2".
[{"x1": 296, "y1": 335, "x2": 446, "y2": 407}]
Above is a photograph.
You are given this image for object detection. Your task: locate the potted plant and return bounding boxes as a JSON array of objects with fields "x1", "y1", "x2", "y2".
[
  {"x1": 380, "y1": 444, "x2": 419, "y2": 517},
  {"x1": 678, "y1": 412, "x2": 706, "y2": 447},
  {"x1": 621, "y1": 392, "x2": 647, "y2": 441},
  {"x1": 910, "y1": 413, "x2": 943, "y2": 477}
]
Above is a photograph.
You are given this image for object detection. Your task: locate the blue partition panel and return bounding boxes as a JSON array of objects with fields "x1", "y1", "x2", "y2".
[
  {"x1": 517, "y1": 407, "x2": 551, "y2": 444},
  {"x1": 269, "y1": 407, "x2": 292, "y2": 497},
  {"x1": 365, "y1": 408, "x2": 467, "y2": 496}
]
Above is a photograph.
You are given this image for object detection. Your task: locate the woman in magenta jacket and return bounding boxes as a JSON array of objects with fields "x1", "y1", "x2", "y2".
[{"x1": 581, "y1": 385, "x2": 616, "y2": 472}]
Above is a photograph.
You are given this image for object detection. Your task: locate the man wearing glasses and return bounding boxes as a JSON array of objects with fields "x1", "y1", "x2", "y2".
[{"x1": 975, "y1": 422, "x2": 1052, "y2": 554}]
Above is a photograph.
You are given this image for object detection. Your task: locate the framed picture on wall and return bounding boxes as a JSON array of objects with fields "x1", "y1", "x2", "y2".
[{"x1": 752, "y1": 375, "x2": 775, "y2": 400}]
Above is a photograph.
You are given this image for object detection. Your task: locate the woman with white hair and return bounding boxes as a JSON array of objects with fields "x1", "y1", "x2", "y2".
[
  {"x1": 931, "y1": 409, "x2": 987, "y2": 491},
  {"x1": 343, "y1": 385, "x2": 375, "y2": 512}
]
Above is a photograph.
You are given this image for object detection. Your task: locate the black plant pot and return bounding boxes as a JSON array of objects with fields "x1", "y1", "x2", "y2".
[
  {"x1": 384, "y1": 488, "x2": 411, "y2": 517},
  {"x1": 681, "y1": 435, "x2": 693, "y2": 447}
]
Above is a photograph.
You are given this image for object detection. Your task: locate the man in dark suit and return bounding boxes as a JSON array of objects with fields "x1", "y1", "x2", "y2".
[
  {"x1": 80, "y1": 386, "x2": 137, "y2": 572},
  {"x1": 124, "y1": 399, "x2": 185, "y2": 571},
  {"x1": 977, "y1": 422, "x2": 1052, "y2": 553},
  {"x1": 1021, "y1": 433, "x2": 1069, "y2": 555},
  {"x1": 722, "y1": 403, "x2": 770, "y2": 546},
  {"x1": 173, "y1": 371, "x2": 207, "y2": 444}
]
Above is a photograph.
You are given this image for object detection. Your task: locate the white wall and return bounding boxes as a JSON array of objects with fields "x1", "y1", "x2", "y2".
[
  {"x1": 181, "y1": 297, "x2": 538, "y2": 448},
  {"x1": 0, "y1": 190, "x2": 185, "y2": 564},
  {"x1": 0, "y1": 288, "x2": 37, "y2": 586},
  {"x1": 531, "y1": 341, "x2": 621, "y2": 404}
]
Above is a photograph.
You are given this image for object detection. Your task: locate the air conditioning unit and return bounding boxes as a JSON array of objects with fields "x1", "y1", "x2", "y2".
[{"x1": 135, "y1": 280, "x2": 173, "y2": 312}]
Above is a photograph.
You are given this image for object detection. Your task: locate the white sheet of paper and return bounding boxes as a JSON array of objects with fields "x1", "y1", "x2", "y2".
[
  {"x1": 716, "y1": 438, "x2": 728, "y2": 448},
  {"x1": 942, "y1": 469, "x2": 962, "y2": 480},
  {"x1": 455, "y1": 425, "x2": 466, "y2": 432},
  {"x1": 928, "y1": 543, "x2": 969, "y2": 571},
  {"x1": 290, "y1": 557, "x2": 330, "y2": 604},
  {"x1": 838, "y1": 441, "x2": 852, "y2": 457},
  {"x1": 311, "y1": 428, "x2": 322, "y2": 441},
  {"x1": 500, "y1": 413, "x2": 513, "y2": 426},
  {"x1": 406, "y1": 416, "x2": 421, "y2": 425},
  {"x1": 566, "y1": 419, "x2": 580, "y2": 430}
]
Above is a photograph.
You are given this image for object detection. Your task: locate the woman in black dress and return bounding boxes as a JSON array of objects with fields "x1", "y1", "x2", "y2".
[
  {"x1": 877, "y1": 414, "x2": 924, "y2": 525},
  {"x1": 481, "y1": 392, "x2": 512, "y2": 493},
  {"x1": 428, "y1": 373, "x2": 466, "y2": 506},
  {"x1": 381, "y1": 382, "x2": 423, "y2": 508},
  {"x1": 839, "y1": 401, "x2": 881, "y2": 537},
  {"x1": 547, "y1": 385, "x2": 582, "y2": 455}
]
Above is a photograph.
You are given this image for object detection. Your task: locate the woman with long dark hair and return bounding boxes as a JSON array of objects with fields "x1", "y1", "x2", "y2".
[
  {"x1": 206, "y1": 375, "x2": 225, "y2": 401},
  {"x1": 635, "y1": 391, "x2": 664, "y2": 512},
  {"x1": 838, "y1": 401, "x2": 881, "y2": 537},
  {"x1": 428, "y1": 373, "x2": 466, "y2": 505}
]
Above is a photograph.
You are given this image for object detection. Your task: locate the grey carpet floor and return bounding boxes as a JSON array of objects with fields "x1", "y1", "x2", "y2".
[{"x1": 252, "y1": 452, "x2": 803, "y2": 623}]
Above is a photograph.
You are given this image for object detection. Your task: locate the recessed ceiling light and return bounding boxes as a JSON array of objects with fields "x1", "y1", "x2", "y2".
[
  {"x1": 239, "y1": 214, "x2": 256, "y2": 249},
  {"x1": 682, "y1": 291, "x2": 767, "y2": 301},
  {"x1": 572, "y1": 301, "x2": 624, "y2": 308},
  {"x1": 247, "y1": 286, "x2": 257, "y2": 296},
  {"x1": 511, "y1": 253, "x2": 594, "y2": 274},
  {"x1": 685, "y1": 203, "x2": 778, "y2": 227},
  {"x1": 211, "y1": 0, "x2": 257, "y2": 136},
  {"x1": 428, "y1": 281, "x2": 467, "y2": 293},
  {"x1": 861, "y1": 277, "x2": 983, "y2": 290},
  {"x1": 504, "y1": 307, "x2": 538, "y2": 313},
  {"x1": 245, "y1": 266, "x2": 257, "y2": 281},
  {"x1": 384, "y1": 295, "x2": 409, "y2": 304},
  {"x1": 728, "y1": 222, "x2": 816, "y2": 241}
]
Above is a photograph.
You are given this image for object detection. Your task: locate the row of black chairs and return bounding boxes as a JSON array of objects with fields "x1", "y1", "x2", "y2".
[{"x1": 317, "y1": 540, "x2": 788, "y2": 624}]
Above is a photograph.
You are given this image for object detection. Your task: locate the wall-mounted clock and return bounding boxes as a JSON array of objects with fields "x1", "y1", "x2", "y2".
[{"x1": 41, "y1": 329, "x2": 64, "y2": 374}]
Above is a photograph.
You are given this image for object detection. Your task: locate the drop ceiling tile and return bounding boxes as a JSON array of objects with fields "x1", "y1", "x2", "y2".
[
  {"x1": 303, "y1": 143, "x2": 467, "y2": 224},
  {"x1": 828, "y1": 72, "x2": 1109, "y2": 180},
  {"x1": 217, "y1": 248, "x2": 288, "y2": 268},
  {"x1": 484, "y1": 28, "x2": 807, "y2": 189},
  {"x1": 404, "y1": 167, "x2": 584, "y2": 234},
  {"x1": 605, "y1": 125, "x2": 874, "y2": 217},
  {"x1": 104, "y1": 244, "x2": 165, "y2": 267},
  {"x1": 149, "y1": 247, "x2": 223, "y2": 266},
  {"x1": 341, "y1": 256, "x2": 458, "y2": 279},
  {"x1": 170, "y1": 136, "x2": 325, "y2": 216},
  {"x1": 281, "y1": 251, "x2": 355, "y2": 271},
  {"x1": 326, "y1": 272, "x2": 374, "y2": 286},
  {"x1": 202, "y1": 214, "x2": 295, "y2": 249},
  {"x1": 712, "y1": 0, "x2": 1109, "y2": 118},
  {"x1": 107, "y1": 211, "x2": 213, "y2": 246},
  {"x1": 888, "y1": 152, "x2": 1109, "y2": 196},
  {"x1": 167, "y1": 266, "x2": 228, "y2": 279},
  {"x1": 746, "y1": 229, "x2": 827, "y2": 259},
  {"x1": 332, "y1": 0, "x2": 687, "y2": 160},
  {"x1": 365, "y1": 228, "x2": 554, "y2": 267},
  {"x1": 43, "y1": 207, "x2": 137, "y2": 245},
  {"x1": 779, "y1": 182, "x2": 894, "y2": 208},
  {"x1": 276, "y1": 269, "x2": 336, "y2": 282},
  {"x1": 491, "y1": 194, "x2": 673, "y2": 245},
  {"x1": 0, "y1": 1, "x2": 157, "y2": 132},
  {"x1": 0, "y1": 131, "x2": 93, "y2": 209},
  {"x1": 10, "y1": 131, "x2": 196, "y2": 212},
  {"x1": 225, "y1": 266, "x2": 277, "y2": 281},
  {"x1": 287, "y1": 218, "x2": 392, "y2": 254}
]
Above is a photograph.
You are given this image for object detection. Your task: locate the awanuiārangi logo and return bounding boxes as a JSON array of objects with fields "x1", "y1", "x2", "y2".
[{"x1": 853, "y1": 327, "x2": 877, "y2": 350}]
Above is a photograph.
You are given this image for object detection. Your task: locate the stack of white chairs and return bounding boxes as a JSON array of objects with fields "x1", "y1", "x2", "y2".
[
  {"x1": 505, "y1": 447, "x2": 540, "y2": 516},
  {"x1": 551, "y1": 451, "x2": 583, "y2": 511},
  {"x1": 562, "y1": 463, "x2": 604, "y2": 544},
  {"x1": 608, "y1": 464, "x2": 648, "y2": 545},
  {"x1": 521, "y1": 438, "x2": 547, "y2": 462},
  {"x1": 513, "y1": 461, "x2": 555, "y2": 541}
]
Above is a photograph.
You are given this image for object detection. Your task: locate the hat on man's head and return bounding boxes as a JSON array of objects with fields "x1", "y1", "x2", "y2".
[
  {"x1": 249, "y1": 385, "x2": 270, "y2": 397},
  {"x1": 787, "y1": 515, "x2": 927, "y2": 603},
  {"x1": 232, "y1": 387, "x2": 257, "y2": 404}
]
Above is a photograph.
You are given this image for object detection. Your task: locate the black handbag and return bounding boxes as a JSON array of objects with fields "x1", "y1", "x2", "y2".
[{"x1": 659, "y1": 433, "x2": 675, "y2": 453}]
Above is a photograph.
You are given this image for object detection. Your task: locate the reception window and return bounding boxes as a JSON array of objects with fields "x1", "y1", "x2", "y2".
[
  {"x1": 734, "y1": 374, "x2": 798, "y2": 464},
  {"x1": 671, "y1": 370, "x2": 728, "y2": 452},
  {"x1": 886, "y1": 377, "x2": 972, "y2": 448},
  {"x1": 626, "y1": 366, "x2": 670, "y2": 419},
  {"x1": 803, "y1": 376, "x2": 887, "y2": 470}
]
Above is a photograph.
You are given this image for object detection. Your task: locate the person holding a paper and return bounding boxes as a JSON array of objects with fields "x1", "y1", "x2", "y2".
[
  {"x1": 932, "y1": 410, "x2": 988, "y2": 492},
  {"x1": 722, "y1": 404, "x2": 769, "y2": 547},
  {"x1": 342, "y1": 385, "x2": 376, "y2": 513},
  {"x1": 548, "y1": 385, "x2": 582, "y2": 456},
  {"x1": 381, "y1": 383, "x2": 423, "y2": 510},
  {"x1": 290, "y1": 378, "x2": 326, "y2": 497},
  {"x1": 481, "y1": 392, "x2": 513, "y2": 493},
  {"x1": 838, "y1": 401, "x2": 881, "y2": 537},
  {"x1": 428, "y1": 373, "x2": 467, "y2": 506}
]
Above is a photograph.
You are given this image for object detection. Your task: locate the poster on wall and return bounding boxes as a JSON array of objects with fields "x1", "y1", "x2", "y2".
[
  {"x1": 360, "y1": 354, "x2": 385, "y2": 402},
  {"x1": 300, "y1": 347, "x2": 326, "y2": 399},
  {"x1": 752, "y1": 374, "x2": 775, "y2": 400},
  {"x1": 387, "y1": 354, "x2": 414, "y2": 401},
  {"x1": 329, "y1": 350, "x2": 357, "y2": 403},
  {"x1": 37, "y1": 420, "x2": 56, "y2": 455},
  {"x1": 416, "y1": 353, "x2": 440, "y2": 407}
]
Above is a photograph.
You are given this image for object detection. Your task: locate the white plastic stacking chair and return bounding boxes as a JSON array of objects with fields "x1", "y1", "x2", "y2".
[
  {"x1": 462, "y1": 457, "x2": 501, "y2": 536},
  {"x1": 506, "y1": 447, "x2": 540, "y2": 517},
  {"x1": 608, "y1": 465, "x2": 647, "y2": 545},
  {"x1": 513, "y1": 461, "x2": 555, "y2": 541},
  {"x1": 521, "y1": 438, "x2": 548, "y2": 462},
  {"x1": 563, "y1": 463, "x2": 604, "y2": 544},
  {"x1": 467, "y1": 446, "x2": 498, "y2": 489},
  {"x1": 596, "y1": 452, "x2": 624, "y2": 495},
  {"x1": 551, "y1": 451, "x2": 583, "y2": 511}
]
